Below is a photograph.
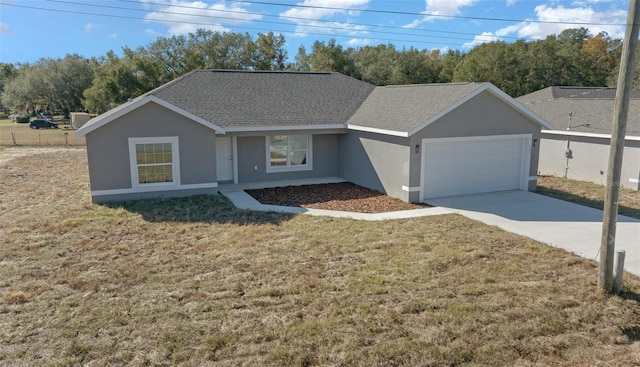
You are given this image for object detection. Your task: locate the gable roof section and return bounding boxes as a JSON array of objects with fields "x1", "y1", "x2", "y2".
[
  {"x1": 150, "y1": 69, "x2": 375, "y2": 130},
  {"x1": 348, "y1": 82, "x2": 551, "y2": 137},
  {"x1": 76, "y1": 71, "x2": 550, "y2": 139},
  {"x1": 517, "y1": 86, "x2": 640, "y2": 136},
  {"x1": 75, "y1": 95, "x2": 224, "y2": 137}
]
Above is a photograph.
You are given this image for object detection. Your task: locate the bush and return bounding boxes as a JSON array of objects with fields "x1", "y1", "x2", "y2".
[{"x1": 11, "y1": 114, "x2": 30, "y2": 123}]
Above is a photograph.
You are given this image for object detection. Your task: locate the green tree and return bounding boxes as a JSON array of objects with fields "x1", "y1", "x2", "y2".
[
  {"x1": 247, "y1": 32, "x2": 288, "y2": 70},
  {"x1": 293, "y1": 46, "x2": 312, "y2": 71},
  {"x1": 83, "y1": 50, "x2": 149, "y2": 114},
  {"x1": 355, "y1": 44, "x2": 396, "y2": 85},
  {"x1": 309, "y1": 39, "x2": 357, "y2": 77},
  {"x1": 0, "y1": 63, "x2": 17, "y2": 112},
  {"x1": 438, "y1": 49, "x2": 463, "y2": 82},
  {"x1": 392, "y1": 47, "x2": 444, "y2": 85},
  {"x1": 1, "y1": 55, "x2": 93, "y2": 116}
]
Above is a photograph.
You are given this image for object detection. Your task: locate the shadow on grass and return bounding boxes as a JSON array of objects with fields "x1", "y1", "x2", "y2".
[
  {"x1": 536, "y1": 187, "x2": 640, "y2": 220},
  {"x1": 102, "y1": 194, "x2": 295, "y2": 225},
  {"x1": 623, "y1": 326, "x2": 640, "y2": 342}
]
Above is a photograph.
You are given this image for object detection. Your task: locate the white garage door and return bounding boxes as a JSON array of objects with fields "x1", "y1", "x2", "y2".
[{"x1": 421, "y1": 134, "x2": 530, "y2": 200}]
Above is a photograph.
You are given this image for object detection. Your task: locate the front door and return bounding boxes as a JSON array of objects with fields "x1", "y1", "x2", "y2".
[{"x1": 216, "y1": 137, "x2": 233, "y2": 181}]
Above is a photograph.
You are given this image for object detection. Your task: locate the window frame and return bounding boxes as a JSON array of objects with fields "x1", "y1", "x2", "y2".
[
  {"x1": 265, "y1": 134, "x2": 313, "y2": 173},
  {"x1": 128, "y1": 137, "x2": 181, "y2": 188}
]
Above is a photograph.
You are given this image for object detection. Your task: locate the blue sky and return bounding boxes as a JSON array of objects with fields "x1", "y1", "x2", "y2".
[{"x1": 0, "y1": 0, "x2": 631, "y2": 64}]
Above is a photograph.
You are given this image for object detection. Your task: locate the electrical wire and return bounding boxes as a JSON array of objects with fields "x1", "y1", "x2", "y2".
[
  {"x1": 43, "y1": 0, "x2": 515, "y2": 43},
  {"x1": 0, "y1": 2, "x2": 464, "y2": 47}
]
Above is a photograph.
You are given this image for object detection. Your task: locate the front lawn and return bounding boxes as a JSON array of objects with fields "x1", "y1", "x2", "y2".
[{"x1": 1, "y1": 148, "x2": 639, "y2": 366}]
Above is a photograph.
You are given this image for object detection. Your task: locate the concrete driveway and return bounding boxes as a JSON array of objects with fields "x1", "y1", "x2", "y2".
[{"x1": 427, "y1": 190, "x2": 640, "y2": 277}]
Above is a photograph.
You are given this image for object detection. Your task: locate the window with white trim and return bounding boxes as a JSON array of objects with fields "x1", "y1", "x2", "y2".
[
  {"x1": 129, "y1": 137, "x2": 180, "y2": 187},
  {"x1": 266, "y1": 135, "x2": 312, "y2": 172}
]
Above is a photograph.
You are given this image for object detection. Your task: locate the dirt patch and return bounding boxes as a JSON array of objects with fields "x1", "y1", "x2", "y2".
[
  {"x1": 0, "y1": 146, "x2": 83, "y2": 166},
  {"x1": 246, "y1": 182, "x2": 430, "y2": 213}
]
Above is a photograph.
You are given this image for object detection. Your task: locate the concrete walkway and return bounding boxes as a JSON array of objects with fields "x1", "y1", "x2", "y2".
[{"x1": 220, "y1": 189, "x2": 640, "y2": 277}]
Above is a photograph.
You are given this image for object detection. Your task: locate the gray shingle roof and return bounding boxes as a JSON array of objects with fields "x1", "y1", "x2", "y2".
[
  {"x1": 148, "y1": 69, "x2": 375, "y2": 128},
  {"x1": 347, "y1": 82, "x2": 486, "y2": 132},
  {"x1": 517, "y1": 86, "x2": 640, "y2": 136},
  {"x1": 78, "y1": 70, "x2": 547, "y2": 138}
]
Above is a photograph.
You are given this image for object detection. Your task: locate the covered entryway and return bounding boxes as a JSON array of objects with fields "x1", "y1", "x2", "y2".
[{"x1": 421, "y1": 134, "x2": 531, "y2": 200}]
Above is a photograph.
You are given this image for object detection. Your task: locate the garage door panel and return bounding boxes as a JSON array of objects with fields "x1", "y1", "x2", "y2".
[{"x1": 422, "y1": 136, "x2": 529, "y2": 200}]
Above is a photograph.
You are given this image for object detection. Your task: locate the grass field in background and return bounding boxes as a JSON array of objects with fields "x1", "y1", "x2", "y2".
[
  {"x1": 537, "y1": 175, "x2": 640, "y2": 219},
  {"x1": 0, "y1": 123, "x2": 85, "y2": 146},
  {"x1": 1, "y1": 148, "x2": 639, "y2": 366}
]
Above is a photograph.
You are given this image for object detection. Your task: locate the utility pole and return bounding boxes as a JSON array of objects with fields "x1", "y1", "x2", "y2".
[{"x1": 599, "y1": 0, "x2": 640, "y2": 293}]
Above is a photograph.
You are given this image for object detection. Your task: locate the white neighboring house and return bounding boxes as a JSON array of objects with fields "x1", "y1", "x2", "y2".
[{"x1": 518, "y1": 87, "x2": 640, "y2": 190}]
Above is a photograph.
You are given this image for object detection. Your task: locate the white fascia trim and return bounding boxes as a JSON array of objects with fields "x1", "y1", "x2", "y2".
[
  {"x1": 407, "y1": 83, "x2": 553, "y2": 137},
  {"x1": 75, "y1": 95, "x2": 225, "y2": 137},
  {"x1": 402, "y1": 185, "x2": 421, "y2": 192},
  {"x1": 542, "y1": 129, "x2": 640, "y2": 141},
  {"x1": 225, "y1": 124, "x2": 346, "y2": 133},
  {"x1": 91, "y1": 182, "x2": 219, "y2": 197},
  {"x1": 346, "y1": 124, "x2": 408, "y2": 137},
  {"x1": 422, "y1": 133, "x2": 532, "y2": 144}
]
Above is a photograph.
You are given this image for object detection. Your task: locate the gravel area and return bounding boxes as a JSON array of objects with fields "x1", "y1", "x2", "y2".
[{"x1": 246, "y1": 182, "x2": 430, "y2": 213}]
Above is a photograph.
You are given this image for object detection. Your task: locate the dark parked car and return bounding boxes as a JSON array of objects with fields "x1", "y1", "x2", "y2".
[{"x1": 29, "y1": 119, "x2": 58, "y2": 129}]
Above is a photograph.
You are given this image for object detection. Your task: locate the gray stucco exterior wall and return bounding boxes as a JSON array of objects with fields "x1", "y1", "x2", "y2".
[
  {"x1": 236, "y1": 133, "x2": 340, "y2": 183},
  {"x1": 85, "y1": 102, "x2": 218, "y2": 202},
  {"x1": 408, "y1": 91, "x2": 542, "y2": 199},
  {"x1": 539, "y1": 134, "x2": 640, "y2": 190},
  {"x1": 338, "y1": 132, "x2": 411, "y2": 201}
]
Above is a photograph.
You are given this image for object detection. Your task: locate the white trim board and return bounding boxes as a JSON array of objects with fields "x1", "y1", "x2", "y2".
[
  {"x1": 542, "y1": 129, "x2": 640, "y2": 142},
  {"x1": 402, "y1": 186, "x2": 421, "y2": 192},
  {"x1": 91, "y1": 182, "x2": 219, "y2": 197},
  {"x1": 226, "y1": 124, "x2": 346, "y2": 133},
  {"x1": 346, "y1": 124, "x2": 408, "y2": 137}
]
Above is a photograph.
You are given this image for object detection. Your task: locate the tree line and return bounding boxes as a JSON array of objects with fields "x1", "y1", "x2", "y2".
[{"x1": 0, "y1": 27, "x2": 632, "y2": 117}]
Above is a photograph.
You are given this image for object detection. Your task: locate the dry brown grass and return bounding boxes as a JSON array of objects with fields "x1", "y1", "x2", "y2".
[
  {"x1": 537, "y1": 175, "x2": 640, "y2": 219},
  {"x1": 1, "y1": 147, "x2": 640, "y2": 366}
]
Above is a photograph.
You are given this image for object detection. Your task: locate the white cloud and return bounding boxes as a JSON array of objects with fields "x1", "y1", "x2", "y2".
[
  {"x1": 346, "y1": 38, "x2": 371, "y2": 46},
  {"x1": 465, "y1": 4, "x2": 626, "y2": 49},
  {"x1": 109, "y1": 33, "x2": 118, "y2": 38},
  {"x1": 573, "y1": 0, "x2": 615, "y2": 5},
  {"x1": 280, "y1": 0, "x2": 371, "y2": 37},
  {"x1": 281, "y1": 0, "x2": 370, "y2": 20},
  {"x1": 462, "y1": 32, "x2": 501, "y2": 48},
  {"x1": 503, "y1": 5, "x2": 626, "y2": 40},
  {"x1": 423, "y1": 0, "x2": 479, "y2": 16},
  {"x1": 145, "y1": 28, "x2": 162, "y2": 36},
  {"x1": 403, "y1": 0, "x2": 480, "y2": 28},
  {"x1": 85, "y1": 23, "x2": 101, "y2": 33},
  {"x1": 144, "y1": 0, "x2": 263, "y2": 35},
  {"x1": 0, "y1": 22, "x2": 10, "y2": 35}
]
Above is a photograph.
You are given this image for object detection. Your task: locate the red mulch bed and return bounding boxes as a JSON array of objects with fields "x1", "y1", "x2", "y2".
[{"x1": 245, "y1": 182, "x2": 430, "y2": 214}]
